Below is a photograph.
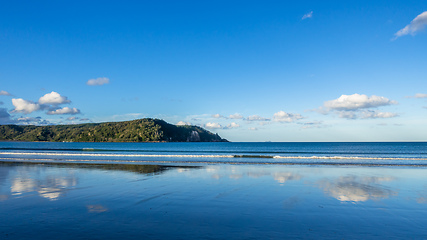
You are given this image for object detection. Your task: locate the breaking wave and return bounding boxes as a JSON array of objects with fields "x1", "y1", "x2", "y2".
[{"x1": 1, "y1": 152, "x2": 426, "y2": 161}]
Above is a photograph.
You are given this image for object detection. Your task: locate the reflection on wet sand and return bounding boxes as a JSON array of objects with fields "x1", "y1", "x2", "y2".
[
  {"x1": 1, "y1": 162, "x2": 200, "y2": 201},
  {"x1": 205, "y1": 166, "x2": 303, "y2": 184},
  {"x1": 1, "y1": 162, "x2": 427, "y2": 239},
  {"x1": 1, "y1": 161, "x2": 199, "y2": 175},
  {"x1": 87, "y1": 205, "x2": 108, "y2": 213},
  {"x1": 11, "y1": 174, "x2": 77, "y2": 201},
  {"x1": 273, "y1": 172, "x2": 302, "y2": 184},
  {"x1": 318, "y1": 175, "x2": 397, "y2": 202}
]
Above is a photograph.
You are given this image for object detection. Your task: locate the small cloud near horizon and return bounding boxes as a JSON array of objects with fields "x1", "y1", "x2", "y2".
[
  {"x1": 87, "y1": 77, "x2": 110, "y2": 86},
  {"x1": 212, "y1": 114, "x2": 225, "y2": 119},
  {"x1": 245, "y1": 115, "x2": 270, "y2": 122},
  {"x1": 204, "y1": 122, "x2": 239, "y2": 130},
  {"x1": 229, "y1": 113, "x2": 244, "y2": 119},
  {"x1": 212, "y1": 113, "x2": 244, "y2": 120},
  {"x1": 67, "y1": 116, "x2": 78, "y2": 121},
  {"x1": 224, "y1": 122, "x2": 240, "y2": 129},
  {"x1": 176, "y1": 121, "x2": 191, "y2": 126},
  {"x1": 273, "y1": 111, "x2": 303, "y2": 123},
  {"x1": 17, "y1": 116, "x2": 50, "y2": 125},
  {"x1": 394, "y1": 11, "x2": 427, "y2": 39},
  {"x1": 298, "y1": 121, "x2": 324, "y2": 129},
  {"x1": 47, "y1": 107, "x2": 81, "y2": 115},
  {"x1": 318, "y1": 93, "x2": 398, "y2": 119},
  {"x1": 205, "y1": 122, "x2": 222, "y2": 129}
]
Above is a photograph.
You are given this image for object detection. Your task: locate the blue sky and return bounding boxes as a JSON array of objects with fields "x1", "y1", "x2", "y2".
[{"x1": 1, "y1": 1, "x2": 426, "y2": 142}]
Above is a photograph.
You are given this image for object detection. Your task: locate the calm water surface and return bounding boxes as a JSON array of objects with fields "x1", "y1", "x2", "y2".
[
  {"x1": 0, "y1": 142, "x2": 426, "y2": 239},
  {"x1": 0, "y1": 162, "x2": 426, "y2": 239}
]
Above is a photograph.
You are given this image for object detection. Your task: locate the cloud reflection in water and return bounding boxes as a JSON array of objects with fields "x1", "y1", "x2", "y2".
[
  {"x1": 87, "y1": 205, "x2": 108, "y2": 213},
  {"x1": 205, "y1": 166, "x2": 303, "y2": 185},
  {"x1": 319, "y1": 175, "x2": 397, "y2": 202},
  {"x1": 11, "y1": 174, "x2": 77, "y2": 201}
]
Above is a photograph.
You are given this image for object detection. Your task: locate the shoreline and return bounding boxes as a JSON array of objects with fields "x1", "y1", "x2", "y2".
[{"x1": 2, "y1": 158, "x2": 427, "y2": 168}]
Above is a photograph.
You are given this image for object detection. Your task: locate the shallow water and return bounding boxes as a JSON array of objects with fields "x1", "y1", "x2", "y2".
[
  {"x1": 1, "y1": 142, "x2": 426, "y2": 166},
  {"x1": 1, "y1": 162, "x2": 426, "y2": 239}
]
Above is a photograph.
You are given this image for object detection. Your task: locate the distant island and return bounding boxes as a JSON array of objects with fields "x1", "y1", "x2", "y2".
[{"x1": 0, "y1": 118, "x2": 228, "y2": 142}]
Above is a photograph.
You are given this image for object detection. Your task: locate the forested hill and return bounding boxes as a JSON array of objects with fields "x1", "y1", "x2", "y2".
[{"x1": 0, "y1": 118, "x2": 227, "y2": 142}]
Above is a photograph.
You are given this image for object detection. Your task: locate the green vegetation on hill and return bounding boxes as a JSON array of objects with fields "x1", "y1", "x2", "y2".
[{"x1": 0, "y1": 118, "x2": 227, "y2": 142}]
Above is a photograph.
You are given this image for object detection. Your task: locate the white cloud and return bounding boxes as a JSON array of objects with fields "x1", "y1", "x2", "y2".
[
  {"x1": 229, "y1": 113, "x2": 243, "y2": 119},
  {"x1": 394, "y1": 11, "x2": 427, "y2": 39},
  {"x1": 319, "y1": 176, "x2": 396, "y2": 202},
  {"x1": 38, "y1": 91, "x2": 71, "y2": 105},
  {"x1": 360, "y1": 111, "x2": 398, "y2": 119},
  {"x1": 337, "y1": 110, "x2": 398, "y2": 119},
  {"x1": 324, "y1": 94, "x2": 397, "y2": 111},
  {"x1": 87, "y1": 77, "x2": 110, "y2": 86},
  {"x1": 212, "y1": 114, "x2": 225, "y2": 119},
  {"x1": 12, "y1": 98, "x2": 41, "y2": 114},
  {"x1": 47, "y1": 107, "x2": 80, "y2": 115},
  {"x1": 298, "y1": 121, "x2": 324, "y2": 129},
  {"x1": 67, "y1": 117, "x2": 78, "y2": 121},
  {"x1": 0, "y1": 90, "x2": 11, "y2": 96},
  {"x1": 1, "y1": 107, "x2": 51, "y2": 125},
  {"x1": 249, "y1": 127, "x2": 258, "y2": 131},
  {"x1": 11, "y1": 92, "x2": 80, "y2": 116},
  {"x1": 319, "y1": 94, "x2": 398, "y2": 119},
  {"x1": 176, "y1": 121, "x2": 191, "y2": 126},
  {"x1": 337, "y1": 111, "x2": 357, "y2": 119},
  {"x1": 302, "y1": 11, "x2": 313, "y2": 20},
  {"x1": 205, "y1": 122, "x2": 222, "y2": 129},
  {"x1": 245, "y1": 115, "x2": 270, "y2": 121},
  {"x1": 224, "y1": 122, "x2": 240, "y2": 129},
  {"x1": 406, "y1": 93, "x2": 427, "y2": 98},
  {"x1": 212, "y1": 113, "x2": 244, "y2": 120},
  {"x1": 273, "y1": 111, "x2": 303, "y2": 123},
  {"x1": 17, "y1": 117, "x2": 50, "y2": 125}
]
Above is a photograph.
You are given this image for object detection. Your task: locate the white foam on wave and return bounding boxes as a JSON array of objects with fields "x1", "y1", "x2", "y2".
[
  {"x1": 273, "y1": 155, "x2": 427, "y2": 160},
  {"x1": 1, "y1": 152, "x2": 426, "y2": 161}
]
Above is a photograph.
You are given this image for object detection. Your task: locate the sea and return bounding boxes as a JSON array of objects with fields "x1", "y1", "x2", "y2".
[
  {"x1": 1, "y1": 141, "x2": 427, "y2": 239},
  {"x1": 0, "y1": 141, "x2": 426, "y2": 166}
]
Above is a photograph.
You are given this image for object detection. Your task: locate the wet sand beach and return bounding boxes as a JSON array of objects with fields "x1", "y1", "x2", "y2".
[{"x1": 1, "y1": 161, "x2": 426, "y2": 239}]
